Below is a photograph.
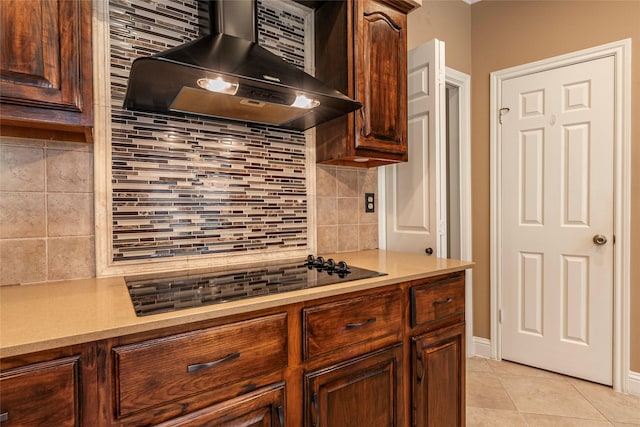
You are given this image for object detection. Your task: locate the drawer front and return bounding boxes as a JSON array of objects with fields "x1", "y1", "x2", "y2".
[
  {"x1": 411, "y1": 273, "x2": 465, "y2": 328},
  {"x1": 303, "y1": 290, "x2": 402, "y2": 360},
  {"x1": 113, "y1": 313, "x2": 287, "y2": 417},
  {"x1": 153, "y1": 383, "x2": 285, "y2": 427},
  {"x1": 0, "y1": 356, "x2": 80, "y2": 427}
]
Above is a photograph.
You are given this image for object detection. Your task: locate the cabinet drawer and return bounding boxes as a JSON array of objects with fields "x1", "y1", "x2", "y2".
[
  {"x1": 411, "y1": 273, "x2": 465, "y2": 328},
  {"x1": 0, "y1": 356, "x2": 80, "y2": 427},
  {"x1": 113, "y1": 313, "x2": 287, "y2": 417},
  {"x1": 303, "y1": 290, "x2": 402, "y2": 360},
  {"x1": 154, "y1": 383, "x2": 285, "y2": 427}
]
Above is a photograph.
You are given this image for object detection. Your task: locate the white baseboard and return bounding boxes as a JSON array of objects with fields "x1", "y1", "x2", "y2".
[
  {"x1": 472, "y1": 336, "x2": 492, "y2": 358},
  {"x1": 629, "y1": 370, "x2": 640, "y2": 396}
]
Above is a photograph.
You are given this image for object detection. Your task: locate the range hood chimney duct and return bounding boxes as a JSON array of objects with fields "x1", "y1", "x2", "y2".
[
  {"x1": 123, "y1": 0, "x2": 361, "y2": 131},
  {"x1": 208, "y1": 0, "x2": 256, "y2": 42}
]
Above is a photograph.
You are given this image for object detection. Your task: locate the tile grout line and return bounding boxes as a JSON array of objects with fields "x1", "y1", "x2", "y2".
[
  {"x1": 44, "y1": 142, "x2": 49, "y2": 282},
  {"x1": 493, "y1": 369, "x2": 528, "y2": 424},
  {"x1": 468, "y1": 358, "x2": 630, "y2": 426},
  {"x1": 568, "y1": 380, "x2": 616, "y2": 425}
]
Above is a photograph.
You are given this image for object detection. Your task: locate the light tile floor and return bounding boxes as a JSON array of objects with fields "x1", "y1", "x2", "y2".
[{"x1": 466, "y1": 357, "x2": 640, "y2": 426}]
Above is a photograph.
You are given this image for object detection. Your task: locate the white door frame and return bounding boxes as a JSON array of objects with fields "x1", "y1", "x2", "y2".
[
  {"x1": 490, "y1": 39, "x2": 632, "y2": 392},
  {"x1": 379, "y1": 66, "x2": 473, "y2": 355},
  {"x1": 444, "y1": 67, "x2": 473, "y2": 357}
]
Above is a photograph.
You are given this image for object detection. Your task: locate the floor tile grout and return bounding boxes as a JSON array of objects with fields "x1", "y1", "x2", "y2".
[
  {"x1": 466, "y1": 357, "x2": 640, "y2": 426},
  {"x1": 495, "y1": 372, "x2": 524, "y2": 419},
  {"x1": 568, "y1": 378, "x2": 613, "y2": 424}
]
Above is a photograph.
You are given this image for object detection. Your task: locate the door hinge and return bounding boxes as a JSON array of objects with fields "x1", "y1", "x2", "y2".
[
  {"x1": 498, "y1": 309, "x2": 502, "y2": 323},
  {"x1": 499, "y1": 107, "x2": 510, "y2": 124}
]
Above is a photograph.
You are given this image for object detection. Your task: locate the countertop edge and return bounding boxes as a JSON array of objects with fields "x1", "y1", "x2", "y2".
[{"x1": 1, "y1": 251, "x2": 473, "y2": 358}]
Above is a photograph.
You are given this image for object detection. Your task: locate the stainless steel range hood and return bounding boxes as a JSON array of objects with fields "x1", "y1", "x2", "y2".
[{"x1": 123, "y1": 0, "x2": 361, "y2": 131}]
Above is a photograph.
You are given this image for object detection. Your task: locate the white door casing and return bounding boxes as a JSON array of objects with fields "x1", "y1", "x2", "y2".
[
  {"x1": 379, "y1": 40, "x2": 475, "y2": 356},
  {"x1": 490, "y1": 39, "x2": 632, "y2": 392},
  {"x1": 445, "y1": 67, "x2": 474, "y2": 357},
  {"x1": 500, "y1": 56, "x2": 614, "y2": 385},
  {"x1": 384, "y1": 39, "x2": 446, "y2": 256}
]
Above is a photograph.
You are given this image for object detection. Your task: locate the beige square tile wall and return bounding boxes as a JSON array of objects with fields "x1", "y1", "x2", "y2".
[
  {"x1": 316, "y1": 165, "x2": 378, "y2": 254},
  {"x1": 0, "y1": 137, "x2": 95, "y2": 285}
]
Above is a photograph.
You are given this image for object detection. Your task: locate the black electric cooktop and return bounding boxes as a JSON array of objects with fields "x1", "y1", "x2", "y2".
[{"x1": 125, "y1": 255, "x2": 386, "y2": 316}]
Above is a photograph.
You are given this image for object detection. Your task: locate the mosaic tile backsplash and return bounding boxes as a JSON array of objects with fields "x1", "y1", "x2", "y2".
[{"x1": 109, "y1": 0, "x2": 309, "y2": 262}]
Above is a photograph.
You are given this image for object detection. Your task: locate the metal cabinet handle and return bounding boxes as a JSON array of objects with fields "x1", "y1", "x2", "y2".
[
  {"x1": 416, "y1": 352, "x2": 425, "y2": 384},
  {"x1": 433, "y1": 297, "x2": 453, "y2": 306},
  {"x1": 346, "y1": 317, "x2": 376, "y2": 329},
  {"x1": 360, "y1": 107, "x2": 366, "y2": 136},
  {"x1": 276, "y1": 405, "x2": 285, "y2": 427},
  {"x1": 312, "y1": 393, "x2": 320, "y2": 427},
  {"x1": 187, "y1": 352, "x2": 239, "y2": 373},
  {"x1": 0, "y1": 412, "x2": 8, "y2": 423}
]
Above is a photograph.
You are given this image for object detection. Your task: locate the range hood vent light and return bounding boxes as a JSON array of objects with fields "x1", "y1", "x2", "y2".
[
  {"x1": 197, "y1": 77, "x2": 239, "y2": 95},
  {"x1": 123, "y1": 0, "x2": 360, "y2": 131}
]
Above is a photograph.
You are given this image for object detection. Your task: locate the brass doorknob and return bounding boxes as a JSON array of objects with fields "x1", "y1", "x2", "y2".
[{"x1": 593, "y1": 235, "x2": 607, "y2": 245}]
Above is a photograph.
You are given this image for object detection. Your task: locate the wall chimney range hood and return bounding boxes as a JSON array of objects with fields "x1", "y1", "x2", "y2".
[{"x1": 123, "y1": 0, "x2": 361, "y2": 131}]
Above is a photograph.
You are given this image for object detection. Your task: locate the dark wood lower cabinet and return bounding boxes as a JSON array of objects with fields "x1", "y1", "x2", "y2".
[
  {"x1": 0, "y1": 356, "x2": 81, "y2": 427},
  {"x1": 304, "y1": 344, "x2": 403, "y2": 427},
  {"x1": 412, "y1": 323, "x2": 466, "y2": 427},
  {"x1": 153, "y1": 383, "x2": 285, "y2": 427},
  {"x1": 0, "y1": 271, "x2": 468, "y2": 427}
]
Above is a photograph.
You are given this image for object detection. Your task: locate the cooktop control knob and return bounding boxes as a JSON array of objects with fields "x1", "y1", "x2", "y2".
[
  {"x1": 304, "y1": 255, "x2": 351, "y2": 276},
  {"x1": 336, "y1": 260, "x2": 349, "y2": 272}
]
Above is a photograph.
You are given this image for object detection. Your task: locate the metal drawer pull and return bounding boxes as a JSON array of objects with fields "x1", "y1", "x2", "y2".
[
  {"x1": 276, "y1": 405, "x2": 285, "y2": 427},
  {"x1": 416, "y1": 352, "x2": 425, "y2": 384},
  {"x1": 187, "y1": 352, "x2": 240, "y2": 373},
  {"x1": 0, "y1": 412, "x2": 8, "y2": 423},
  {"x1": 312, "y1": 393, "x2": 320, "y2": 427},
  {"x1": 346, "y1": 317, "x2": 376, "y2": 329},
  {"x1": 433, "y1": 297, "x2": 453, "y2": 306}
]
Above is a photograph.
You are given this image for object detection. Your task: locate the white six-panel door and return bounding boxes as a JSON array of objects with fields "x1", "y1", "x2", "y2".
[
  {"x1": 500, "y1": 56, "x2": 614, "y2": 385},
  {"x1": 385, "y1": 39, "x2": 445, "y2": 256}
]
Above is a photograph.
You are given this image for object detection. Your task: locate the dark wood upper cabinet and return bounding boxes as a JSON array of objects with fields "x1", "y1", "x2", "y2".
[
  {"x1": 0, "y1": 0, "x2": 93, "y2": 143},
  {"x1": 355, "y1": 0, "x2": 407, "y2": 155},
  {"x1": 314, "y1": 0, "x2": 415, "y2": 167}
]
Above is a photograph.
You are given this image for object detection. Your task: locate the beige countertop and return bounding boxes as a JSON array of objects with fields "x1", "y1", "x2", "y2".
[{"x1": 0, "y1": 250, "x2": 473, "y2": 358}]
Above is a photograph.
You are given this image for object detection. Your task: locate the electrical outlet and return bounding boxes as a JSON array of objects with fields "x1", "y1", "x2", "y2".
[{"x1": 365, "y1": 193, "x2": 375, "y2": 213}]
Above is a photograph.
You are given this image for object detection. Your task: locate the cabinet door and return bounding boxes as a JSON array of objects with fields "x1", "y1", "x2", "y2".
[
  {"x1": 153, "y1": 383, "x2": 285, "y2": 427},
  {"x1": 355, "y1": 0, "x2": 407, "y2": 155},
  {"x1": 1, "y1": 0, "x2": 76, "y2": 108},
  {"x1": 412, "y1": 323, "x2": 465, "y2": 427},
  {"x1": 305, "y1": 344, "x2": 403, "y2": 427},
  {"x1": 0, "y1": 356, "x2": 80, "y2": 427},
  {"x1": 0, "y1": 0, "x2": 93, "y2": 141}
]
